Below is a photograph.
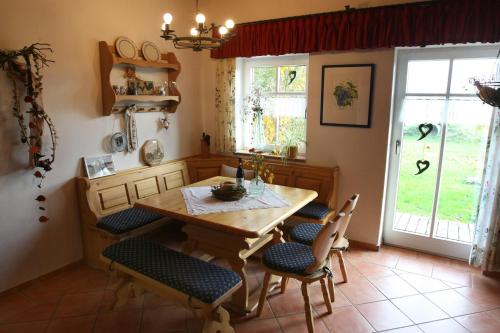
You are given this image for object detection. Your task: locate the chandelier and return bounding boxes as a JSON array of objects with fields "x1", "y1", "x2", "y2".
[{"x1": 160, "y1": 0, "x2": 235, "y2": 52}]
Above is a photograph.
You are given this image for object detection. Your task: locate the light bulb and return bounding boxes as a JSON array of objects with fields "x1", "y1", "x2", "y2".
[
  {"x1": 195, "y1": 13, "x2": 206, "y2": 24},
  {"x1": 190, "y1": 27, "x2": 199, "y2": 36},
  {"x1": 163, "y1": 13, "x2": 173, "y2": 25},
  {"x1": 225, "y1": 19, "x2": 235, "y2": 29},
  {"x1": 219, "y1": 26, "x2": 228, "y2": 36}
]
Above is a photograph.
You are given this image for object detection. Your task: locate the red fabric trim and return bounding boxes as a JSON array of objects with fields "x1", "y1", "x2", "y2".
[{"x1": 211, "y1": 0, "x2": 500, "y2": 59}]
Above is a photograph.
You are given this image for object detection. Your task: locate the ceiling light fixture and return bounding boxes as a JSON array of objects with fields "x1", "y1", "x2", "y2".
[{"x1": 161, "y1": 0, "x2": 235, "y2": 52}]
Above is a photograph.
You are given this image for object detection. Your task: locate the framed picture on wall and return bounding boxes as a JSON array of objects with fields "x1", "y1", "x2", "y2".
[
  {"x1": 83, "y1": 154, "x2": 116, "y2": 179},
  {"x1": 320, "y1": 64, "x2": 374, "y2": 128}
]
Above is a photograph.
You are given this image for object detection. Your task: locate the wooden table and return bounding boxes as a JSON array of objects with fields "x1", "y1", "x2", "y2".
[{"x1": 135, "y1": 176, "x2": 317, "y2": 313}]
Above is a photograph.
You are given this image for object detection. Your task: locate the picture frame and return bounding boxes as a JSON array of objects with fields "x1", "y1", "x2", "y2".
[
  {"x1": 320, "y1": 64, "x2": 374, "y2": 128},
  {"x1": 137, "y1": 80, "x2": 155, "y2": 95},
  {"x1": 83, "y1": 154, "x2": 116, "y2": 179}
]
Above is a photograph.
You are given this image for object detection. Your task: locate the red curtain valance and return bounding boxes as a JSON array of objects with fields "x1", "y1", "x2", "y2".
[{"x1": 211, "y1": 0, "x2": 500, "y2": 59}]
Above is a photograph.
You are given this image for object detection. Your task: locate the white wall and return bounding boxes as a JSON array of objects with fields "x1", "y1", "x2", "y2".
[
  {"x1": 200, "y1": 0, "x2": 419, "y2": 245},
  {"x1": 0, "y1": 0, "x2": 203, "y2": 291}
]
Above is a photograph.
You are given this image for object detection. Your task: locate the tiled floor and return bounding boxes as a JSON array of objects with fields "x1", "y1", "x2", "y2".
[{"x1": 1, "y1": 229, "x2": 500, "y2": 333}]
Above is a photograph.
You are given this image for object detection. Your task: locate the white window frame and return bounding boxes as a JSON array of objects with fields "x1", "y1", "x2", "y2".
[{"x1": 236, "y1": 54, "x2": 309, "y2": 152}]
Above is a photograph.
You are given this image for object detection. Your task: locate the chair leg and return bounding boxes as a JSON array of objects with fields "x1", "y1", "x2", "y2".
[
  {"x1": 327, "y1": 275, "x2": 335, "y2": 303},
  {"x1": 256, "y1": 272, "x2": 272, "y2": 316},
  {"x1": 319, "y1": 278, "x2": 333, "y2": 314},
  {"x1": 337, "y1": 250, "x2": 348, "y2": 283},
  {"x1": 280, "y1": 277, "x2": 289, "y2": 294},
  {"x1": 301, "y1": 282, "x2": 315, "y2": 333}
]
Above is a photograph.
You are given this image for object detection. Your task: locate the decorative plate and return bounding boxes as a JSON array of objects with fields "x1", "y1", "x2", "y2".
[
  {"x1": 115, "y1": 36, "x2": 138, "y2": 59},
  {"x1": 141, "y1": 41, "x2": 161, "y2": 62},
  {"x1": 110, "y1": 132, "x2": 127, "y2": 153},
  {"x1": 142, "y1": 139, "x2": 165, "y2": 166}
]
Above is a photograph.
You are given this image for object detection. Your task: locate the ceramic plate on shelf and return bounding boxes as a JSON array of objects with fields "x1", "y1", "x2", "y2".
[
  {"x1": 141, "y1": 41, "x2": 161, "y2": 62},
  {"x1": 142, "y1": 139, "x2": 165, "y2": 166},
  {"x1": 115, "y1": 36, "x2": 138, "y2": 59}
]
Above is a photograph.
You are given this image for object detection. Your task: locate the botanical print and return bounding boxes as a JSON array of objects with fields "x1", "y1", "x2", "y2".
[
  {"x1": 215, "y1": 58, "x2": 236, "y2": 153},
  {"x1": 334, "y1": 81, "x2": 359, "y2": 108}
]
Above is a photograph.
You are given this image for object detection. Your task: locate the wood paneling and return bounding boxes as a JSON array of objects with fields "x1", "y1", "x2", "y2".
[
  {"x1": 98, "y1": 185, "x2": 129, "y2": 211},
  {"x1": 134, "y1": 177, "x2": 160, "y2": 199}
]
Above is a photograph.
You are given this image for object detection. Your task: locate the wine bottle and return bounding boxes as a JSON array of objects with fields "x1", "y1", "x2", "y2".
[{"x1": 236, "y1": 158, "x2": 244, "y2": 187}]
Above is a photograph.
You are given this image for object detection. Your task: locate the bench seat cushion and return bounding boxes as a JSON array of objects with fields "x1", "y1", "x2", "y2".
[
  {"x1": 96, "y1": 208, "x2": 165, "y2": 234},
  {"x1": 102, "y1": 237, "x2": 241, "y2": 304},
  {"x1": 294, "y1": 202, "x2": 331, "y2": 220},
  {"x1": 262, "y1": 242, "x2": 315, "y2": 275}
]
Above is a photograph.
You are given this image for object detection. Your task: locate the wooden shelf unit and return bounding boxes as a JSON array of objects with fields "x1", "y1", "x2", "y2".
[{"x1": 99, "y1": 41, "x2": 182, "y2": 116}]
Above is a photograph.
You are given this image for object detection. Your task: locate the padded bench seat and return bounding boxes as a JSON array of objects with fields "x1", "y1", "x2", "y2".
[
  {"x1": 96, "y1": 207, "x2": 165, "y2": 235},
  {"x1": 294, "y1": 202, "x2": 332, "y2": 220},
  {"x1": 102, "y1": 237, "x2": 241, "y2": 304}
]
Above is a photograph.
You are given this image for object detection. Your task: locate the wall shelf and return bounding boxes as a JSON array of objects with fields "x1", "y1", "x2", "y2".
[{"x1": 99, "y1": 41, "x2": 182, "y2": 116}]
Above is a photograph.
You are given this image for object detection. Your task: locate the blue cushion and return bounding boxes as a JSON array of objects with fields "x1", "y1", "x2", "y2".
[
  {"x1": 96, "y1": 208, "x2": 164, "y2": 234},
  {"x1": 262, "y1": 242, "x2": 316, "y2": 275},
  {"x1": 294, "y1": 202, "x2": 331, "y2": 220},
  {"x1": 290, "y1": 223, "x2": 322, "y2": 246},
  {"x1": 102, "y1": 237, "x2": 241, "y2": 304}
]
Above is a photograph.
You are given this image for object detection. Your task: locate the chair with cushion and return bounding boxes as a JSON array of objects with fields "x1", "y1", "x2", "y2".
[
  {"x1": 256, "y1": 195, "x2": 359, "y2": 333},
  {"x1": 101, "y1": 237, "x2": 242, "y2": 333},
  {"x1": 290, "y1": 194, "x2": 359, "y2": 283}
]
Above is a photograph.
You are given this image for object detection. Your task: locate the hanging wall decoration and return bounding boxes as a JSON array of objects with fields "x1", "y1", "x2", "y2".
[
  {"x1": 0, "y1": 43, "x2": 57, "y2": 222},
  {"x1": 417, "y1": 123, "x2": 434, "y2": 141}
]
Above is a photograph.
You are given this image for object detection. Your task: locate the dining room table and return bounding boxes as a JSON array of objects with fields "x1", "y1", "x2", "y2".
[{"x1": 135, "y1": 176, "x2": 318, "y2": 314}]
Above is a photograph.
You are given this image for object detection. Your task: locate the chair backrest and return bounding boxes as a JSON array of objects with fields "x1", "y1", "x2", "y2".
[{"x1": 305, "y1": 194, "x2": 359, "y2": 273}]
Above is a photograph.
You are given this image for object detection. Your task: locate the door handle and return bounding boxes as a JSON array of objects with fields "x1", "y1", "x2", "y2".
[{"x1": 395, "y1": 140, "x2": 401, "y2": 155}]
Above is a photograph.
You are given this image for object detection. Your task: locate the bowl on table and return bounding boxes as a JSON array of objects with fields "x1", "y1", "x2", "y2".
[{"x1": 211, "y1": 182, "x2": 247, "y2": 201}]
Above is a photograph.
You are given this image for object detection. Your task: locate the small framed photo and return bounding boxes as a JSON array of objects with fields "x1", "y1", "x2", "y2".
[
  {"x1": 320, "y1": 64, "x2": 374, "y2": 128},
  {"x1": 137, "y1": 80, "x2": 155, "y2": 95},
  {"x1": 83, "y1": 154, "x2": 116, "y2": 179}
]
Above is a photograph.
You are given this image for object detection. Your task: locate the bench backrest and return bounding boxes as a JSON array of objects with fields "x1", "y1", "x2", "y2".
[
  {"x1": 186, "y1": 156, "x2": 339, "y2": 210},
  {"x1": 77, "y1": 160, "x2": 190, "y2": 222}
]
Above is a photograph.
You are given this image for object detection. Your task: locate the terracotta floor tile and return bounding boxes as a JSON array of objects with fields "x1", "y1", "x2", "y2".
[
  {"x1": 471, "y1": 273, "x2": 500, "y2": 291},
  {"x1": 391, "y1": 295, "x2": 448, "y2": 324},
  {"x1": 338, "y1": 278, "x2": 386, "y2": 305},
  {"x1": 418, "y1": 319, "x2": 469, "y2": 333},
  {"x1": 398, "y1": 273, "x2": 449, "y2": 293},
  {"x1": 382, "y1": 326, "x2": 423, "y2": 333},
  {"x1": 93, "y1": 309, "x2": 141, "y2": 333},
  {"x1": 66, "y1": 270, "x2": 110, "y2": 294},
  {"x1": 268, "y1": 288, "x2": 307, "y2": 317},
  {"x1": 234, "y1": 318, "x2": 282, "y2": 333},
  {"x1": 356, "y1": 300, "x2": 412, "y2": 331},
  {"x1": 455, "y1": 312, "x2": 500, "y2": 333},
  {"x1": 0, "y1": 292, "x2": 37, "y2": 322},
  {"x1": 0, "y1": 320, "x2": 48, "y2": 333},
  {"x1": 4, "y1": 301, "x2": 58, "y2": 323},
  {"x1": 277, "y1": 311, "x2": 329, "y2": 333},
  {"x1": 360, "y1": 252, "x2": 400, "y2": 268},
  {"x1": 141, "y1": 305, "x2": 188, "y2": 333},
  {"x1": 432, "y1": 265, "x2": 471, "y2": 286},
  {"x1": 485, "y1": 308, "x2": 500, "y2": 321},
  {"x1": 350, "y1": 260, "x2": 396, "y2": 279},
  {"x1": 396, "y1": 258, "x2": 433, "y2": 276},
  {"x1": 455, "y1": 286, "x2": 500, "y2": 309},
  {"x1": 321, "y1": 305, "x2": 374, "y2": 333},
  {"x1": 53, "y1": 291, "x2": 104, "y2": 318},
  {"x1": 328, "y1": 288, "x2": 352, "y2": 309},
  {"x1": 370, "y1": 275, "x2": 418, "y2": 299},
  {"x1": 45, "y1": 315, "x2": 96, "y2": 333},
  {"x1": 21, "y1": 275, "x2": 74, "y2": 304},
  {"x1": 424, "y1": 289, "x2": 485, "y2": 317},
  {"x1": 99, "y1": 290, "x2": 144, "y2": 312}
]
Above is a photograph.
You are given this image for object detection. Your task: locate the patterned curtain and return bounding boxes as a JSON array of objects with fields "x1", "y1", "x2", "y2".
[
  {"x1": 470, "y1": 108, "x2": 500, "y2": 273},
  {"x1": 215, "y1": 58, "x2": 236, "y2": 153}
]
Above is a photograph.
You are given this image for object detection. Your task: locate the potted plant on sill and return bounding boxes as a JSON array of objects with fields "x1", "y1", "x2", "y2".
[{"x1": 281, "y1": 118, "x2": 306, "y2": 159}]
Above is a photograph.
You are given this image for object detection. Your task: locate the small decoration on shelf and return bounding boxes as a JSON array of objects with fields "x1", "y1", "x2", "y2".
[
  {"x1": 417, "y1": 123, "x2": 434, "y2": 141},
  {"x1": 142, "y1": 139, "x2": 165, "y2": 166},
  {"x1": 201, "y1": 132, "x2": 211, "y2": 157},
  {"x1": 415, "y1": 159, "x2": 430, "y2": 175},
  {"x1": 137, "y1": 80, "x2": 154, "y2": 95}
]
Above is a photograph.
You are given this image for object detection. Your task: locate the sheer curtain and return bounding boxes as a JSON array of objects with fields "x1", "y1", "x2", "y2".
[
  {"x1": 471, "y1": 108, "x2": 500, "y2": 274},
  {"x1": 215, "y1": 58, "x2": 236, "y2": 153}
]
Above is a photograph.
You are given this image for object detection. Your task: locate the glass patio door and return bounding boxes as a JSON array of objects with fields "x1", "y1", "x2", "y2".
[{"x1": 383, "y1": 46, "x2": 498, "y2": 260}]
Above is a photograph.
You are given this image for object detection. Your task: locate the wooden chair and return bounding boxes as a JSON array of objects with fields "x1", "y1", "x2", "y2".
[
  {"x1": 289, "y1": 194, "x2": 360, "y2": 283},
  {"x1": 256, "y1": 195, "x2": 359, "y2": 333}
]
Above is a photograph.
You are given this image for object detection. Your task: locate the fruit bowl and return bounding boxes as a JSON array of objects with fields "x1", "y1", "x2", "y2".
[{"x1": 211, "y1": 184, "x2": 247, "y2": 201}]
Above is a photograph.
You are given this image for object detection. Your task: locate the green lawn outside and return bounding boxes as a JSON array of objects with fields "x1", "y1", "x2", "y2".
[{"x1": 396, "y1": 133, "x2": 486, "y2": 224}]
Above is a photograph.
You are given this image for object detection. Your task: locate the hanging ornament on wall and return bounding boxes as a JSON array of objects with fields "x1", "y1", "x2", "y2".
[
  {"x1": 125, "y1": 104, "x2": 138, "y2": 152},
  {"x1": 417, "y1": 123, "x2": 434, "y2": 141},
  {"x1": 286, "y1": 70, "x2": 297, "y2": 86},
  {"x1": 415, "y1": 159, "x2": 430, "y2": 175}
]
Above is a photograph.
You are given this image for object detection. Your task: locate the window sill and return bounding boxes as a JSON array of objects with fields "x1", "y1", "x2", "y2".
[{"x1": 234, "y1": 150, "x2": 307, "y2": 163}]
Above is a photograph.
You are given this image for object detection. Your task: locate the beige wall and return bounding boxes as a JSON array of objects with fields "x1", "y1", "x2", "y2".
[
  {"x1": 0, "y1": 0, "x2": 203, "y2": 291},
  {"x1": 200, "y1": 0, "x2": 419, "y2": 245}
]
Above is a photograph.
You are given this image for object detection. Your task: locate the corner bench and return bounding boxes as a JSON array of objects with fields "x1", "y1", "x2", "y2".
[
  {"x1": 101, "y1": 237, "x2": 241, "y2": 333},
  {"x1": 76, "y1": 160, "x2": 191, "y2": 268}
]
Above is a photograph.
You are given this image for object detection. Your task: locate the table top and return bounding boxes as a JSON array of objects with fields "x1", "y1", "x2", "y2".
[{"x1": 135, "y1": 176, "x2": 318, "y2": 238}]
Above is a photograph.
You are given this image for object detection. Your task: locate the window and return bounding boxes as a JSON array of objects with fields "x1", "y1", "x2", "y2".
[{"x1": 236, "y1": 55, "x2": 308, "y2": 154}]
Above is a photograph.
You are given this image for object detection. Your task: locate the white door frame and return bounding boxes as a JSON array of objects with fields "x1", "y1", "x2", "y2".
[{"x1": 383, "y1": 45, "x2": 498, "y2": 260}]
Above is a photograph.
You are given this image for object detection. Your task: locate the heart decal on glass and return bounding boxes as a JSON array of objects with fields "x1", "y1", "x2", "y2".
[
  {"x1": 417, "y1": 123, "x2": 434, "y2": 141},
  {"x1": 415, "y1": 160, "x2": 430, "y2": 175}
]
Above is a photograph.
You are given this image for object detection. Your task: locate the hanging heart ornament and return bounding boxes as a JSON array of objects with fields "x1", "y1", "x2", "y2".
[
  {"x1": 417, "y1": 123, "x2": 434, "y2": 141},
  {"x1": 415, "y1": 160, "x2": 430, "y2": 175}
]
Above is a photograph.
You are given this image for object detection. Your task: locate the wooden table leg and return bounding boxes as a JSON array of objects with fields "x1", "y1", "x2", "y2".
[{"x1": 227, "y1": 256, "x2": 250, "y2": 313}]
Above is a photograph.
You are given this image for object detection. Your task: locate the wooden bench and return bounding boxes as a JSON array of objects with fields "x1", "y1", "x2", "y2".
[
  {"x1": 76, "y1": 160, "x2": 191, "y2": 268},
  {"x1": 101, "y1": 237, "x2": 241, "y2": 333},
  {"x1": 186, "y1": 155, "x2": 339, "y2": 226}
]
